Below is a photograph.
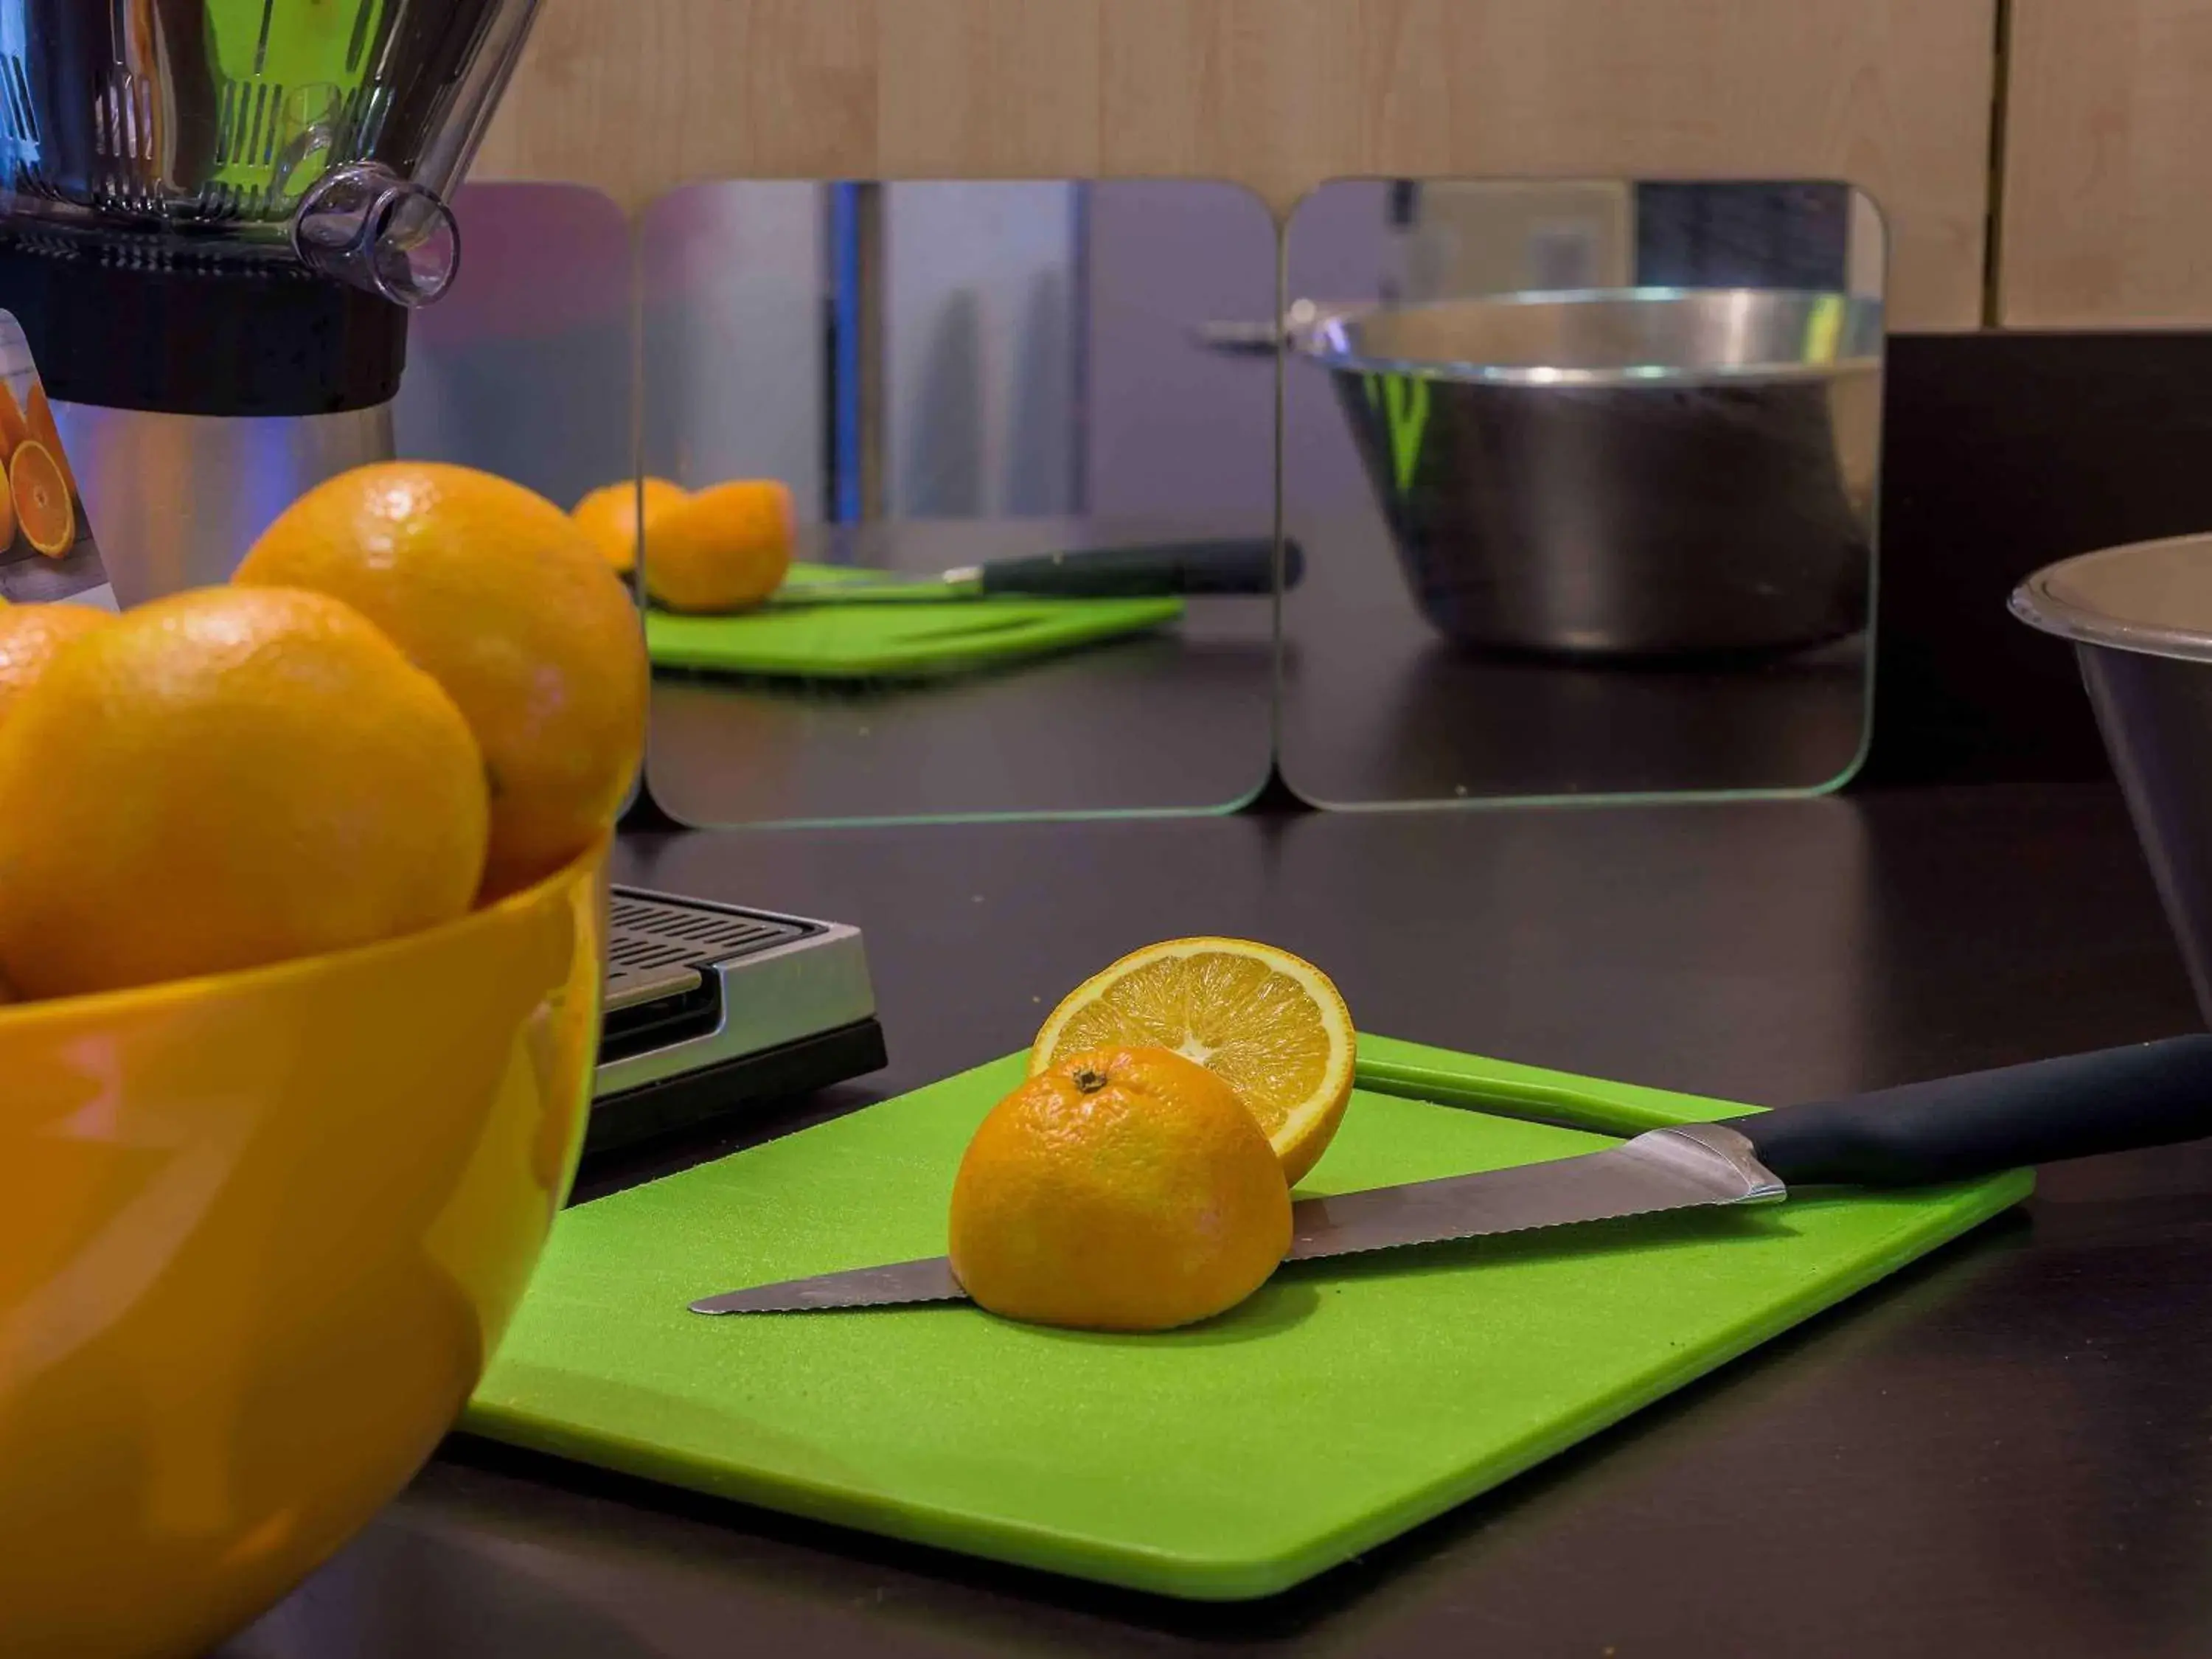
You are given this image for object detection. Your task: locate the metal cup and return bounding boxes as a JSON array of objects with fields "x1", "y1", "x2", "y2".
[
  {"x1": 2014, "y1": 533, "x2": 2212, "y2": 1025},
  {"x1": 1295, "y1": 289, "x2": 1882, "y2": 658}
]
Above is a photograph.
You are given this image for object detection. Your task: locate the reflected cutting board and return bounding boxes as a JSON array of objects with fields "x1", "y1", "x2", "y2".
[
  {"x1": 463, "y1": 1036, "x2": 2028, "y2": 1600},
  {"x1": 645, "y1": 563, "x2": 1183, "y2": 681}
]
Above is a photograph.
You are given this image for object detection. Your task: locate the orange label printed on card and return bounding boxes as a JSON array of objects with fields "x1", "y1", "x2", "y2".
[{"x1": 0, "y1": 312, "x2": 112, "y2": 610}]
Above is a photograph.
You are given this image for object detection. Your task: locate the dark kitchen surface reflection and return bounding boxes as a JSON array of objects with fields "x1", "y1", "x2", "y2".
[
  {"x1": 1279, "y1": 180, "x2": 1883, "y2": 807},
  {"x1": 637, "y1": 181, "x2": 1279, "y2": 827}
]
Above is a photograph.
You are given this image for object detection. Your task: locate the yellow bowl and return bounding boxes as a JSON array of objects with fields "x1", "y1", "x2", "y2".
[{"x1": 0, "y1": 838, "x2": 607, "y2": 1658}]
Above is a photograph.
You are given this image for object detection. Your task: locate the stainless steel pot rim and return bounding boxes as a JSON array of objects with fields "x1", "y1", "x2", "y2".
[
  {"x1": 2012, "y1": 532, "x2": 2212, "y2": 664},
  {"x1": 1290, "y1": 288, "x2": 1882, "y2": 388}
]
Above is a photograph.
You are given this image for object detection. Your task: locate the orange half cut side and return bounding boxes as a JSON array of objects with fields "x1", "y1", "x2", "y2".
[{"x1": 11, "y1": 442, "x2": 74, "y2": 557}]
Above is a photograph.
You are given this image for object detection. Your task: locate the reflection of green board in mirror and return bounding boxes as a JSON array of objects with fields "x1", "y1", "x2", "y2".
[
  {"x1": 1362, "y1": 372, "x2": 1432, "y2": 492},
  {"x1": 633, "y1": 181, "x2": 1278, "y2": 822},
  {"x1": 465, "y1": 1036, "x2": 2025, "y2": 1601},
  {"x1": 646, "y1": 563, "x2": 1183, "y2": 681}
]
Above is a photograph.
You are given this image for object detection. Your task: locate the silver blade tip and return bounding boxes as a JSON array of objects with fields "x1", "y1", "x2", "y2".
[{"x1": 689, "y1": 1256, "x2": 967, "y2": 1316}]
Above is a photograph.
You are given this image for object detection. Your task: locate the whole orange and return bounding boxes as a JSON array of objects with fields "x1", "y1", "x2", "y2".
[
  {"x1": 0, "y1": 586, "x2": 488, "y2": 998},
  {"x1": 642, "y1": 479, "x2": 794, "y2": 612},
  {"x1": 947, "y1": 1046, "x2": 1291, "y2": 1332},
  {"x1": 572, "y1": 476, "x2": 688, "y2": 574},
  {"x1": 0, "y1": 601, "x2": 112, "y2": 723},
  {"x1": 236, "y1": 462, "x2": 648, "y2": 899}
]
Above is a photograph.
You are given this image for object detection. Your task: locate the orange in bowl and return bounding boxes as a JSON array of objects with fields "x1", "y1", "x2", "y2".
[
  {"x1": 0, "y1": 836, "x2": 608, "y2": 1657},
  {"x1": 236, "y1": 461, "x2": 647, "y2": 901},
  {"x1": 0, "y1": 599, "x2": 111, "y2": 722},
  {"x1": 0, "y1": 587, "x2": 489, "y2": 1000}
]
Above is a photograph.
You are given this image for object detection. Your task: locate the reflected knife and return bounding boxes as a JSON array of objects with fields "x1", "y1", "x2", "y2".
[
  {"x1": 691, "y1": 1037, "x2": 2212, "y2": 1315},
  {"x1": 768, "y1": 537, "x2": 1303, "y2": 606}
]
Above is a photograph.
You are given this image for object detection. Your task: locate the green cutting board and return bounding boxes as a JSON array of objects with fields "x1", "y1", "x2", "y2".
[
  {"x1": 645, "y1": 563, "x2": 1183, "y2": 681},
  {"x1": 464, "y1": 1037, "x2": 2030, "y2": 1599}
]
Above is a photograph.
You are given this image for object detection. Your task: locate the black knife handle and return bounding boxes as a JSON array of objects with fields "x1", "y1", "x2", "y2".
[
  {"x1": 1722, "y1": 1035, "x2": 2212, "y2": 1186},
  {"x1": 978, "y1": 538, "x2": 1304, "y2": 598}
]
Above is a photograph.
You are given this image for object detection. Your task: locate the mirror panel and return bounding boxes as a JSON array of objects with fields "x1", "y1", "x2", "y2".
[
  {"x1": 1278, "y1": 180, "x2": 1882, "y2": 807},
  {"x1": 393, "y1": 184, "x2": 633, "y2": 511},
  {"x1": 638, "y1": 180, "x2": 1281, "y2": 828}
]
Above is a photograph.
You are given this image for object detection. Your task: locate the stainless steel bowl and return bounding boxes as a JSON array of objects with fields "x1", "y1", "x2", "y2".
[
  {"x1": 1295, "y1": 288, "x2": 1883, "y2": 658},
  {"x1": 2014, "y1": 535, "x2": 2212, "y2": 1026}
]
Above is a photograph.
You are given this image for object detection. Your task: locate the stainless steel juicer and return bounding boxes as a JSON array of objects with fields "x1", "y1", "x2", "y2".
[{"x1": 0, "y1": 0, "x2": 544, "y2": 599}]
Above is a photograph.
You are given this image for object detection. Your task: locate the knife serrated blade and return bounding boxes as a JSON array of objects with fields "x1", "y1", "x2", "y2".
[
  {"x1": 692, "y1": 1256, "x2": 965, "y2": 1315},
  {"x1": 688, "y1": 1122, "x2": 1784, "y2": 1316}
]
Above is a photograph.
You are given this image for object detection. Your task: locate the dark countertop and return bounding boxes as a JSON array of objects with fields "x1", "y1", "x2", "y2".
[
  {"x1": 641, "y1": 509, "x2": 1868, "y2": 828},
  {"x1": 223, "y1": 783, "x2": 2212, "y2": 1659}
]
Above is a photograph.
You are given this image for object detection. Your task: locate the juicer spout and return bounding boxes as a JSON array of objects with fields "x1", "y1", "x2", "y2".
[{"x1": 291, "y1": 164, "x2": 462, "y2": 309}]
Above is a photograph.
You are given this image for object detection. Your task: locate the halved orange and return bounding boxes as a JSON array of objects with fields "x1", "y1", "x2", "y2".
[
  {"x1": 24, "y1": 381, "x2": 75, "y2": 501},
  {"x1": 572, "y1": 476, "x2": 687, "y2": 575},
  {"x1": 950, "y1": 1047, "x2": 1291, "y2": 1331},
  {"x1": 10, "y1": 442, "x2": 74, "y2": 557},
  {"x1": 642, "y1": 479, "x2": 793, "y2": 612},
  {"x1": 0, "y1": 381, "x2": 29, "y2": 462},
  {"x1": 1030, "y1": 938, "x2": 1357, "y2": 1183}
]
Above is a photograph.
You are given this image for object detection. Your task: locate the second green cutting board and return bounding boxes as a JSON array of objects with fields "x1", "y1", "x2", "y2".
[
  {"x1": 463, "y1": 1037, "x2": 2028, "y2": 1599},
  {"x1": 646, "y1": 563, "x2": 1183, "y2": 681}
]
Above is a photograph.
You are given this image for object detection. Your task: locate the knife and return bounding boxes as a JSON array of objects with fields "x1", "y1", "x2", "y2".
[
  {"x1": 768, "y1": 538, "x2": 1303, "y2": 606},
  {"x1": 690, "y1": 1037, "x2": 2212, "y2": 1315}
]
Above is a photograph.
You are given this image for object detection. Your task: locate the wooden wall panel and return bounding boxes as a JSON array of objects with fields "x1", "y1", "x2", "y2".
[
  {"x1": 471, "y1": 0, "x2": 883, "y2": 186},
  {"x1": 880, "y1": 1, "x2": 1102, "y2": 176},
  {"x1": 474, "y1": 0, "x2": 1997, "y2": 330},
  {"x1": 2000, "y1": 0, "x2": 2212, "y2": 327},
  {"x1": 1099, "y1": 1, "x2": 1369, "y2": 203}
]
